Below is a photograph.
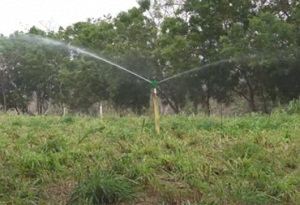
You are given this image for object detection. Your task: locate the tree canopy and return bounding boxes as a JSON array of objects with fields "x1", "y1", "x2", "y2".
[{"x1": 0, "y1": 0, "x2": 299, "y2": 115}]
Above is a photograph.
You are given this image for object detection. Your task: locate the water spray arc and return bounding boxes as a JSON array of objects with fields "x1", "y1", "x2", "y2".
[
  {"x1": 23, "y1": 35, "x2": 152, "y2": 84},
  {"x1": 21, "y1": 35, "x2": 161, "y2": 133},
  {"x1": 158, "y1": 59, "x2": 229, "y2": 84},
  {"x1": 20, "y1": 35, "x2": 230, "y2": 134},
  {"x1": 73, "y1": 48, "x2": 152, "y2": 84}
]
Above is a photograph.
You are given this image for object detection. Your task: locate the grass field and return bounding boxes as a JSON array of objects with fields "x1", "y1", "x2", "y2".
[{"x1": 0, "y1": 113, "x2": 300, "y2": 204}]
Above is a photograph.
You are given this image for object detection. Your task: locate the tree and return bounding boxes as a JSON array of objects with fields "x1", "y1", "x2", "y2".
[
  {"x1": 2, "y1": 27, "x2": 70, "y2": 115},
  {"x1": 0, "y1": 34, "x2": 29, "y2": 113},
  {"x1": 221, "y1": 12, "x2": 298, "y2": 112},
  {"x1": 1, "y1": 1, "x2": 298, "y2": 116},
  {"x1": 154, "y1": 16, "x2": 195, "y2": 113},
  {"x1": 53, "y1": 8, "x2": 158, "y2": 114},
  {"x1": 108, "y1": 7, "x2": 158, "y2": 113},
  {"x1": 163, "y1": 0, "x2": 248, "y2": 114}
]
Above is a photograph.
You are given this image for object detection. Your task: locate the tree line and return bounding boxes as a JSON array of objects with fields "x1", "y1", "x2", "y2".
[{"x1": 0, "y1": 0, "x2": 299, "y2": 115}]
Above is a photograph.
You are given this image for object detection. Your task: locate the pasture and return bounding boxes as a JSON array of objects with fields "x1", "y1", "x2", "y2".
[{"x1": 0, "y1": 113, "x2": 299, "y2": 204}]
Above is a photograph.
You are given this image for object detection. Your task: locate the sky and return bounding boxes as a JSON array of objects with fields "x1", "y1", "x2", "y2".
[{"x1": 0, "y1": 0, "x2": 138, "y2": 36}]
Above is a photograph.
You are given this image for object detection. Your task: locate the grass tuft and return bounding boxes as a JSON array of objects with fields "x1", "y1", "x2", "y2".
[{"x1": 68, "y1": 170, "x2": 135, "y2": 204}]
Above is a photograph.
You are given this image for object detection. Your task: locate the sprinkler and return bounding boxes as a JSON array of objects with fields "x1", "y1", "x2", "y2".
[
  {"x1": 22, "y1": 36, "x2": 228, "y2": 135},
  {"x1": 151, "y1": 80, "x2": 158, "y2": 90}
]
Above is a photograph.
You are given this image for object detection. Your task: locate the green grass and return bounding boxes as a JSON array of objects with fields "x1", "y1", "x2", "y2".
[{"x1": 0, "y1": 113, "x2": 299, "y2": 204}]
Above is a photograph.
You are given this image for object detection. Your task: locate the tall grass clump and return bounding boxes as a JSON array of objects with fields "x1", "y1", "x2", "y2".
[
  {"x1": 285, "y1": 99, "x2": 300, "y2": 114},
  {"x1": 273, "y1": 99, "x2": 300, "y2": 115},
  {"x1": 68, "y1": 169, "x2": 135, "y2": 204}
]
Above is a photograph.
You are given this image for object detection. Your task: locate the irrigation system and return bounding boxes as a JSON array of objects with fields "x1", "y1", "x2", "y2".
[{"x1": 21, "y1": 35, "x2": 228, "y2": 134}]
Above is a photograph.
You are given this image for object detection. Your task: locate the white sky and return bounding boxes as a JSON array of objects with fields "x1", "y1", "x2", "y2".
[{"x1": 0, "y1": 0, "x2": 138, "y2": 36}]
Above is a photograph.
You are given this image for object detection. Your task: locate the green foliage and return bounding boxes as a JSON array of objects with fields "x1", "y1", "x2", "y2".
[
  {"x1": 220, "y1": 12, "x2": 298, "y2": 112},
  {"x1": 1, "y1": 1, "x2": 299, "y2": 203},
  {"x1": 0, "y1": 114, "x2": 300, "y2": 204},
  {"x1": 138, "y1": 0, "x2": 151, "y2": 12},
  {"x1": 38, "y1": 138, "x2": 67, "y2": 153},
  {"x1": 1, "y1": 0, "x2": 299, "y2": 115},
  {"x1": 286, "y1": 100, "x2": 300, "y2": 114},
  {"x1": 78, "y1": 125, "x2": 105, "y2": 144},
  {"x1": 277, "y1": 99, "x2": 300, "y2": 115},
  {"x1": 68, "y1": 170, "x2": 135, "y2": 204},
  {"x1": 62, "y1": 116, "x2": 75, "y2": 124}
]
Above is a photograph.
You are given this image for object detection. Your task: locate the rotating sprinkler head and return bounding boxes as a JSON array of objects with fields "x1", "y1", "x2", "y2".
[
  {"x1": 151, "y1": 80, "x2": 158, "y2": 95},
  {"x1": 151, "y1": 80, "x2": 158, "y2": 89}
]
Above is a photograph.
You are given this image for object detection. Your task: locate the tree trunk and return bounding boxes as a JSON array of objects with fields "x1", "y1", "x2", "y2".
[
  {"x1": 243, "y1": 70, "x2": 257, "y2": 112},
  {"x1": 205, "y1": 96, "x2": 211, "y2": 117},
  {"x1": 193, "y1": 101, "x2": 199, "y2": 115},
  {"x1": 1, "y1": 83, "x2": 7, "y2": 113},
  {"x1": 36, "y1": 93, "x2": 43, "y2": 115},
  {"x1": 263, "y1": 99, "x2": 268, "y2": 114},
  {"x1": 261, "y1": 92, "x2": 269, "y2": 114},
  {"x1": 248, "y1": 89, "x2": 257, "y2": 113},
  {"x1": 157, "y1": 87, "x2": 180, "y2": 114}
]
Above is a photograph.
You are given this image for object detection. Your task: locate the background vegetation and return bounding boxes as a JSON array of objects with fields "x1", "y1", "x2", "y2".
[{"x1": 0, "y1": 0, "x2": 299, "y2": 115}]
